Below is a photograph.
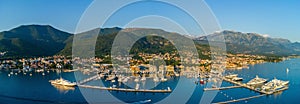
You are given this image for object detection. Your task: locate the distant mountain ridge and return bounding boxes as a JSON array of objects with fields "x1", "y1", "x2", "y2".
[
  {"x1": 195, "y1": 30, "x2": 300, "y2": 55},
  {"x1": 0, "y1": 25, "x2": 299, "y2": 58}
]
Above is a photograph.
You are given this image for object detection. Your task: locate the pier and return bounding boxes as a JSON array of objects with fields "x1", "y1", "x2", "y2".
[
  {"x1": 221, "y1": 77, "x2": 288, "y2": 94},
  {"x1": 76, "y1": 74, "x2": 172, "y2": 93},
  {"x1": 204, "y1": 86, "x2": 242, "y2": 91},
  {"x1": 77, "y1": 75, "x2": 99, "y2": 85},
  {"x1": 213, "y1": 94, "x2": 267, "y2": 104},
  {"x1": 78, "y1": 85, "x2": 172, "y2": 93},
  {"x1": 206, "y1": 76, "x2": 289, "y2": 103}
]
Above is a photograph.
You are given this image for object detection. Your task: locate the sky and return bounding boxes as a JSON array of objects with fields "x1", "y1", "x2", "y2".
[{"x1": 0, "y1": 0, "x2": 300, "y2": 42}]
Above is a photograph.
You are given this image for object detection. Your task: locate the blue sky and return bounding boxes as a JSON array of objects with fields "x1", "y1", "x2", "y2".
[{"x1": 0, "y1": 0, "x2": 300, "y2": 42}]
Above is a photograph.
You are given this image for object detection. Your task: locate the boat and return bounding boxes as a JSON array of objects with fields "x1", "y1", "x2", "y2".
[
  {"x1": 200, "y1": 79, "x2": 205, "y2": 84},
  {"x1": 135, "y1": 84, "x2": 140, "y2": 90},
  {"x1": 261, "y1": 78, "x2": 289, "y2": 91},
  {"x1": 134, "y1": 77, "x2": 140, "y2": 82},
  {"x1": 232, "y1": 77, "x2": 243, "y2": 81},
  {"x1": 49, "y1": 78, "x2": 76, "y2": 87},
  {"x1": 174, "y1": 72, "x2": 180, "y2": 77},
  {"x1": 247, "y1": 75, "x2": 267, "y2": 85},
  {"x1": 122, "y1": 77, "x2": 128, "y2": 83},
  {"x1": 161, "y1": 77, "x2": 167, "y2": 82},
  {"x1": 106, "y1": 75, "x2": 116, "y2": 81},
  {"x1": 286, "y1": 68, "x2": 289, "y2": 73},
  {"x1": 132, "y1": 99, "x2": 151, "y2": 104},
  {"x1": 153, "y1": 77, "x2": 160, "y2": 82},
  {"x1": 225, "y1": 74, "x2": 238, "y2": 79},
  {"x1": 141, "y1": 77, "x2": 146, "y2": 81}
]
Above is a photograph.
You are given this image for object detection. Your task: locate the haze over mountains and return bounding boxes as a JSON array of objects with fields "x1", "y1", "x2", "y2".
[{"x1": 0, "y1": 25, "x2": 299, "y2": 58}]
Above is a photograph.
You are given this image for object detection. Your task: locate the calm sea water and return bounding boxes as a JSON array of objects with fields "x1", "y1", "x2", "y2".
[{"x1": 0, "y1": 58, "x2": 300, "y2": 104}]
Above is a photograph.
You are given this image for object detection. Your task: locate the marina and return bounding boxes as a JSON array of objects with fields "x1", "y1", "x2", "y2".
[
  {"x1": 77, "y1": 85, "x2": 172, "y2": 93},
  {"x1": 205, "y1": 74, "x2": 289, "y2": 103}
]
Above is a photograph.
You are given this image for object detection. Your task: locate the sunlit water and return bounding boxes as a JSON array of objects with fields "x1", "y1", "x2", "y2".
[{"x1": 0, "y1": 58, "x2": 300, "y2": 104}]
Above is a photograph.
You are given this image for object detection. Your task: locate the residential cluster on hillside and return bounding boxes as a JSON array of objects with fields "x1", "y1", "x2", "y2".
[{"x1": 0, "y1": 52, "x2": 283, "y2": 74}]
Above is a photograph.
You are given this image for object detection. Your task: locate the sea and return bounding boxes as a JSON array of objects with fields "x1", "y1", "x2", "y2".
[{"x1": 0, "y1": 58, "x2": 300, "y2": 104}]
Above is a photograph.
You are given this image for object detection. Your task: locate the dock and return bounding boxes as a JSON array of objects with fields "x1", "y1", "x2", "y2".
[
  {"x1": 77, "y1": 75, "x2": 99, "y2": 85},
  {"x1": 222, "y1": 77, "x2": 288, "y2": 94},
  {"x1": 78, "y1": 85, "x2": 172, "y2": 93},
  {"x1": 204, "y1": 86, "x2": 242, "y2": 91},
  {"x1": 207, "y1": 76, "x2": 289, "y2": 103},
  {"x1": 213, "y1": 94, "x2": 267, "y2": 104}
]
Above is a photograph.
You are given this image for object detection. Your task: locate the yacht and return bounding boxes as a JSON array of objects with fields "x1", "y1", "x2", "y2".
[
  {"x1": 225, "y1": 74, "x2": 238, "y2": 79},
  {"x1": 49, "y1": 78, "x2": 76, "y2": 87},
  {"x1": 247, "y1": 75, "x2": 267, "y2": 85},
  {"x1": 232, "y1": 77, "x2": 243, "y2": 81},
  {"x1": 261, "y1": 78, "x2": 289, "y2": 91}
]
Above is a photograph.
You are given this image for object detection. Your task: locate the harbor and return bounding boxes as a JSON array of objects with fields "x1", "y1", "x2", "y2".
[{"x1": 204, "y1": 74, "x2": 289, "y2": 103}]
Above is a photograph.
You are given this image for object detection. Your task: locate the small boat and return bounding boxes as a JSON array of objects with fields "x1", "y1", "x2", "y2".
[
  {"x1": 139, "y1": 99, "x2": 151, "y2": 103},
  {"x1": 49, "y1": 78, "x2": 76, "y2": 87},
  {"x1": 232, "y1": 77, "x2": 243, "y2": 81},
  {"x1": 8, "y1": 74, "x2": 10, "y2": 77},
  {"x1": 111, "y1": 80, "x2": 116, "y2": 83},
  {"x1": 106, "y1": 75, "x2": 116, "y2": 81},
  {"x1": 141, "y1": 77, "x2": 146, "y2": 81},
  {"x1": 161, "y1": 77, "x2": 167, "y2": 82},
  {"x1": 134, "y1": 77, "x2": 140, "y2": 82},
  {"x1": 135, "y1": 84, "x2": 140, "y2": 90},
  {"x1": 286, "y1": 68, "x2": 289, "y2": 73},
  {"x1": 200, "y1": 79, "x2": 205, "y2": 84},
  {"x1": 153, "y1": 77, "x2": 160, "y2": 82}
]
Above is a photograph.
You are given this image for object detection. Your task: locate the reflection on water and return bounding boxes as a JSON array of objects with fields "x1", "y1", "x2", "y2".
[{"x1": 51, "y1": 84, "x2": 75, "y2": 94}]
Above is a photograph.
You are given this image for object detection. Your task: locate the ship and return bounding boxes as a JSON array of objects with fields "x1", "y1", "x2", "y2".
[
  {"x1": 247, "y1": 75, "x2": 267, "y2": 85},
  {"x1": 261, "y1": 78, "x2": 289, "y2": 91},
  {"x1": 49, "y1": 78, "x2": 77, "y2": 87}
]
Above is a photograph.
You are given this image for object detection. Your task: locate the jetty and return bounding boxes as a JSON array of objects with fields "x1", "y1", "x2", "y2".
[
  {"x1": 222, "y1": 77, "x2": 288, "y2": 94},
  {"x1": 204, "y1": 85, "x2": 242, "y2": 91},
  {"x1": 76, "y1": 74, "x2": 172, "y2": 93},
  {"x1": 205, "y1": 76, "x2": 289, "y2": 103},
  {"x1": 213, "y1": 94, "x2": 267, "y2": 104},
  {"x1": 78, "y1": 85, "x2": 172, "y2": 93},
  {"x1": 77, "y1": 75, "x2": 99, "y2": 85}
]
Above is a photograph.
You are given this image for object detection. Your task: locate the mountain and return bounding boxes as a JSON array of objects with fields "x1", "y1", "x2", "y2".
[
  {"x1": 58, "y1": 28, "x2": 211, "y2": 59},
  {"x1": 0, "y1": 25, "x2": 71, "y2": 57},
  {"x1": 195, "y1": 30, "x2": 300, "y2": 56},
  {"x1": 1, "y1": 25, "x2": 299, "y2": 58}
]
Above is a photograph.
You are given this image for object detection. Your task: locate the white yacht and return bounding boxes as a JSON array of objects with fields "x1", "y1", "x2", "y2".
[
  {"x1": 232, "y1": 77, "x2": 243, "y2": 81},
  {"x1": 49, "y1": 78, "x2": 76, "y2": 87},
  {"x1": 247, "y1": 75, "x2": 267, "y2": 85},
  {"x1": 262, "y1": 78, "x2": 289, "y2": 91}
]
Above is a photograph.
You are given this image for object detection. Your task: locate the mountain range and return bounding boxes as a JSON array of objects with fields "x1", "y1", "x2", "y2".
[{"x1": 0, "y1": 25, "x2": 299, "y2": 58}]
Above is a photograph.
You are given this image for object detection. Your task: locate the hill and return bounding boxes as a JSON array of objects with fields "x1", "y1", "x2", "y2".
[{"x1": 0, "y1": 25, "x2": 71, "y2": 57}]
